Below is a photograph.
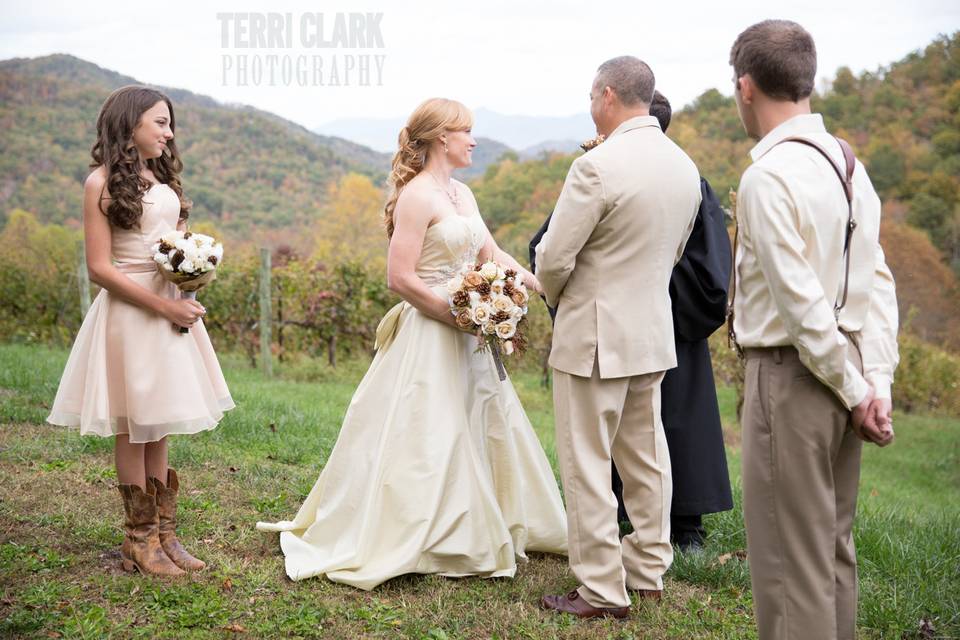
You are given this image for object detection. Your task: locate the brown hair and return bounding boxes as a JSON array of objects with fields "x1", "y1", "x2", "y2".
[
  {"x1": 729, "y1": 20, "x2": 817, "y2": 102},
  {"x1": 383, "y1": 98, "x2": 473, "y2": 237},
  {"x1": 90, "y1": 85, "x2": 191, "y2": 229}
]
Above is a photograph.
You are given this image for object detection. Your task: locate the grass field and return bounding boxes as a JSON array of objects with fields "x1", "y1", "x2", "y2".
[{"x1": 0, "y1": 343, "x2": 957, "y2": 639}]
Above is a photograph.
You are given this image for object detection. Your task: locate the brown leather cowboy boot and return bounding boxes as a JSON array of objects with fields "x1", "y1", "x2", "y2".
[
  {"x1": 117, "y1": 483, "x2": 185, "y2": 576},
  {"x1": 150, "y1": 468, "x2": 206, "y2": 571}
]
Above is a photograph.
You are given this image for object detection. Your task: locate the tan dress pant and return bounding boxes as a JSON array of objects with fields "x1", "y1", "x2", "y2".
[
  {"x1": 552, "y1": 363, "x2": 673, "y2": 608},
  {"x1": 742, "y1": 344, "x2": 863, "y2": 640}
]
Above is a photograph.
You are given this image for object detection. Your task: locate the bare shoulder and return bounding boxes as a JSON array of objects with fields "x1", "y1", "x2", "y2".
[
  {"x1": 84, "y1": 166, "x2": 107, "y2": 192},
  {"x1": 83, "y1": 167, "x2": 111, "y2": 216},
  {"x1": 394, "y1": 179, "x2": 438, "y2": 228}
]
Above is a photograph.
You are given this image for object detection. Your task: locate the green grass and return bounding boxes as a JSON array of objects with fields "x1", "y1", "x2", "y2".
[{"x1": 0, "y1": 342, "x2": 957, "y2": 639}]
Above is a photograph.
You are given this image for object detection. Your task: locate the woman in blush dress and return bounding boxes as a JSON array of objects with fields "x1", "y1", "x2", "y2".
[
  {"x1": 257, "y1": 98, "x2": 567, "y2": 589},
  {"x1": 48, "y1": 86, "x2": 234, "y2": 576}
]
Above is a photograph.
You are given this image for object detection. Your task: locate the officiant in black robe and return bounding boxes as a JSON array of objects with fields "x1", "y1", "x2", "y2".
[{"x1": 529, "y1": 91, "x2": 733, "y2": 550}]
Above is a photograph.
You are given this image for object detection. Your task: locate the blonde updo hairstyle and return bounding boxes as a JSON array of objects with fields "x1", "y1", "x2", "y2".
[{"x1": 383, "y1": 98, "x2": 473, "y2": 237}]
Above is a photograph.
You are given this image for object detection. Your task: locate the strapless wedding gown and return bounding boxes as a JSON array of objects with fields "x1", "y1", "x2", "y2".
[
  {"x1": 47, "y1": 183, "x2": 234, "y2": 443},
  {"x1": 257, "y1": 212, "x2": 568, "y2": 589}
]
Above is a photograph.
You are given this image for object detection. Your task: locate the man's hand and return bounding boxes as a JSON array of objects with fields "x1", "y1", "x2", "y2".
[
  {"x1": 866, "y1": 397, "x2": 894, "y2": 447},
  {"x1": 852, "y1": 385, "x2": 895, "y2": 447},
  {"x1": 850, "y1": 383, "x2": 876, "y2": 440}
]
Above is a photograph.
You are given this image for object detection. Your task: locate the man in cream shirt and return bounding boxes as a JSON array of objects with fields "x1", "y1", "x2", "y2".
[
  {"x1": 536, "y1": 56, "x2": 701, "y2": 619},
  {"x1": 729, "y1": 20, "x2": 899, "y2": 640}
]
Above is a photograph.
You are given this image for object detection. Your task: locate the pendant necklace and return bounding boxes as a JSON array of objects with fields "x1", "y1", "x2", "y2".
[{"x1": 428, "y1": 171, "x2": 460, "y2": 208}]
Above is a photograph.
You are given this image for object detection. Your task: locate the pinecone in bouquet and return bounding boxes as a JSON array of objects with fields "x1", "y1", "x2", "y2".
[
  {"x1": 152, "y1": 231, "x2": 224, "y2": 332},
  {"x1": 446, "y1": 260, "x2": 531, "y2": 380}
]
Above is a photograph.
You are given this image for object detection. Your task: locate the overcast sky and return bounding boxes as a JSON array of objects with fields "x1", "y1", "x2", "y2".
[{"x1": 2, "y1": 0, "x2": 957, "y2": 130}]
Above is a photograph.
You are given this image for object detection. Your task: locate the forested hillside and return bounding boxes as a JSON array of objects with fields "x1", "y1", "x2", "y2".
[
  {"x1": 2, "y1": 35, "x2": 958, "y2": 356},
  {"x1": 473, "y1": 32, "x2": 960, "y2": 349},
  {"x1": 0, "y1": 54, "x2": 390, "y2": 234}
]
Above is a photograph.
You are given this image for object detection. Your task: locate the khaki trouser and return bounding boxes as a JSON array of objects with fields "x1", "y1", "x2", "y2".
[
  {"x1": 553, "y1": 364, "x2": 673, "y2": 608},
  {"x1": 742, "y1": 344, "x2": 863, "y2": 640}
]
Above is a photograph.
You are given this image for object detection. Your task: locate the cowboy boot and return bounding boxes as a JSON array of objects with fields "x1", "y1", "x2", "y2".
[
  {"x1": 150, "y1": 468, "x2": 206, "y2": 571},
  {"x1": 118, "y1": 483, "x2": 185, "y2": 576}
]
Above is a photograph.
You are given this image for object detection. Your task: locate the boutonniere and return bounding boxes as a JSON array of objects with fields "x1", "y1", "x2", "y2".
[{"x1": 579, "y1": 134, "x2": 605, "y2": 152}]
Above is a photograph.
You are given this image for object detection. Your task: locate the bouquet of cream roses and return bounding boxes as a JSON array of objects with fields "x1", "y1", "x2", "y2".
[
  {"x1": 151, "y1": 230, "x2": 224, "y2": 333},
  {"x1": 447, "y1": 261, "x2": 530, "y2": 380}
]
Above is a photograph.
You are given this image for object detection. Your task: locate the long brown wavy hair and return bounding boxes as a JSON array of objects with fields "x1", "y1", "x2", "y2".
[
  {"x1": 90, "y1": 85, "x2": 191, "y2": 229},
  {"x1": 383, "y1": 98, "x2": 473, "y2": 237}
]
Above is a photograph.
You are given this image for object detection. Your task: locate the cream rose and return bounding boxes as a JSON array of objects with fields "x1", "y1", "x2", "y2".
[
  {"x1": 492, "y1": 295, "x2": 514, "y2": 313},
  {"x1": 446, "y1": 274, "x2": 465, "y2": 294},
  {"x1": 472, "y1": 303, "x2": 493, "y2": 325},
  {"x1": 479, "y1": 262, "x2": 499, "y2": 281},
  {"x1": 483, "y1": 321, "x2": 497, "y2": 335},
  {"x1": 495, "y1": 321, "x2": 517, "y2": 340}
]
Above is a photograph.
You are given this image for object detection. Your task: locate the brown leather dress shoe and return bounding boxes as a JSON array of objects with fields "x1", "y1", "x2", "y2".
[
  {"x1": 631, "y1": 589, "x2": 662, "y2": 602},
  {"x1": 540, "y1": 589, "x2": 630, "y2": 619}
]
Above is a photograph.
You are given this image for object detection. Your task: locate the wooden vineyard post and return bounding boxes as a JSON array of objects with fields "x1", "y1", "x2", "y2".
[{"x1": 259, "y1": 247, "x2": 272, "y2": 377}]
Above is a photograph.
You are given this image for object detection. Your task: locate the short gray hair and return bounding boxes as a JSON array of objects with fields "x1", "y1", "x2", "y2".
[{"x1": 594, "y1": 56, "x2": 655, "y2": 106}]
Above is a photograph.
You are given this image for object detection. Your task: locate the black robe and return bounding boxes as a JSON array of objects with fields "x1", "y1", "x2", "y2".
[{"x1": 529, "y1": 178, "x2": 733, "y2": 518}]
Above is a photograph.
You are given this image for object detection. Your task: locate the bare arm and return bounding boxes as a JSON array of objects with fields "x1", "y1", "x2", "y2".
[
  {"x1": 386, "y1": 188, "x2": 458, "y2": 327},
  {"x1": 83, "y1": 170, "x2": 204, "y2": 328}
]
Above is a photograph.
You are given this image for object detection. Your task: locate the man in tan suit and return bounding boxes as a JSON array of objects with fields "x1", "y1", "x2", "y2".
[
  {"x1": 536, "y1": 56, "x2": 701, "y2": 619},
  {"x1": 728, "y1": 21, "x2": 899, "y2": 640}
]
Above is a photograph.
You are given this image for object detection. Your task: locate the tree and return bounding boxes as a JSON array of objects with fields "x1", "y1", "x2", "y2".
[{"x1": 313, "y1": 173, "x2": 387, "y2": 269}]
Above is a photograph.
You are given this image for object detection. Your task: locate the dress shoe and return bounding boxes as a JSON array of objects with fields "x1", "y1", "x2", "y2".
[
  {"x1": 540, "y1": 588, "x2": 630, "y2": 619},
  {"x1": 629, "y1": 588, "x2": 662, "y2": 602},
  {"x1": 677, "y1": 538, "x2": 705, "y2": 554}
]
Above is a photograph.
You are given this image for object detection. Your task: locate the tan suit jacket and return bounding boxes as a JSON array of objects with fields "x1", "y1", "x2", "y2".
[{"x1": 535, "y1": 115, "x2": 701, "y2": 379}]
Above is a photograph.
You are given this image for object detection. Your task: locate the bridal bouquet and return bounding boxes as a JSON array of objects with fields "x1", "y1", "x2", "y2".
[
  {"x1": 447, "y1": 261, "x2": 530, "y2": 381},
  {"x1": 152, "y1": 230, "x2": 224, "y2": 333}
]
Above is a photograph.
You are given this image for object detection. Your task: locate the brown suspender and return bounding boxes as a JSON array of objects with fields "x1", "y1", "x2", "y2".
[
  {"x1": 727, "y1": 196, "x2": 742, "y2": 354},
  {"x1": 726, "y1": 135, "x2": 858, "y2": 356}
]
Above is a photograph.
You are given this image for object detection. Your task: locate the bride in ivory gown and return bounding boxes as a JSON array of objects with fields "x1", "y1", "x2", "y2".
[{"x1": 256, "y1": 98, "x2": 568, "y2": 589}]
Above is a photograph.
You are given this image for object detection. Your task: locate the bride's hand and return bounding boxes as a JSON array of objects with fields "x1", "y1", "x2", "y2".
[
  {"x1": 447, "y1": 309, "x2": 478, "y2": 333},
  {"x1": 521, "y1": 271, "x2": 543, "y2": 294}
]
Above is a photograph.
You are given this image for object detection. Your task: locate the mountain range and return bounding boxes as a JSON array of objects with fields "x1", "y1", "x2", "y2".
[{"x1": 314, "y1": 107, "x2": 591, "y2": 157}]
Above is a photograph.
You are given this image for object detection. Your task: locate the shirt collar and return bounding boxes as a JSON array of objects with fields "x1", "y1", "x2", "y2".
[
  {"x1": 606, "y1": 115, "x2": 661, "y2": 140},
  {"x1": 750, "y1": 113, "x2": 827, "y2": 161}
]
